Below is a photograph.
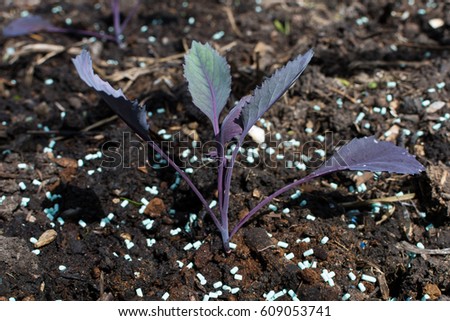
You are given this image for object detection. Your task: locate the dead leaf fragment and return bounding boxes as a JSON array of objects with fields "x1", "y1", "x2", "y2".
[
  {"x1": 120, "y1": 232, "x2": 132, "y2": 241},
  {"x1": 137, "y1": 166, "x2": 148, "y2": 174},
  {"x1": 52, "y1": 156, "x2": 78, "y2": 168},
  {"x1": 253, "y1": 41, "x2": 275, "y2": 70},
  {"x1": 34, "y1": 229, "x2": 57, "y2": 248}
]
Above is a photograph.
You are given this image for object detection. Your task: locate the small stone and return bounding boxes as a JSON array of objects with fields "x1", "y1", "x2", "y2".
[
  {"x1": 423, "y1": 283, "x2": 441, "y2": 300},
  {"x1": 426, "y1": 101, "x2": 445, "y2": 113},
  {"x1": 34, "y1": 102, "x2": 50, "y2": 117},
  {"x1": 428, "y1": 18, "x2": 444, "y2": 29},
  {"x1": 68, "y1": 96, "x2": 82, "y2": 109},
  {"x1": 248, "y1": 125, "x2": 265, "y2": 144},
  {"x1": 144, "y1": 197, "x2": 166, "y2": 218}
]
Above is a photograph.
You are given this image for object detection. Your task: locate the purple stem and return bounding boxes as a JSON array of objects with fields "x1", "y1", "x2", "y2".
[
  {"x1": 217, "y1": 141, "x2": 225, "y2": 213},
  {"x1": 120, "y1": 0, "x2": 141, "y2": 33},
  {"x1": 47, "y1": 26, "x2": 117, "y2": 42},
  {"x1": 145, "y1": 139, "x2": 222, "y2": 230},
  {"x1": 111, "y1": 0, "x2": 122, "y2": 45},
  {"x1": 229, "y1": 167, "x2": 339, "y2": 238},
  {"x1": 219, "y1": 143, "x2": 241, "y2": 248}
]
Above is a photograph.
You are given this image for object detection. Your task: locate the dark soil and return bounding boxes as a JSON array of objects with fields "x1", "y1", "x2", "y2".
[{"x1": 0, "y1": 0, "x2": 449, "y2": 301}]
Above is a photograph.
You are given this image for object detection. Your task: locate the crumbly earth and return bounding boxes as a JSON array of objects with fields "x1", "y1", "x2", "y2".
[{"x1": 0, "y1": 0, "x2": 449, "y2": 301}]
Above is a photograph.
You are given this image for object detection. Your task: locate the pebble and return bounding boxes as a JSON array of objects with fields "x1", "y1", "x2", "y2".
[
  {"x1": 248, "y1": 125, "x2": 265, "y2": 144},
  {"x1": 144, "y1": 197, "x2": 166, "y2": 218},
  {"x1": 361, "y1": 274, "x2": 377, "y2": 283},
  {"x1": 78, "y1": 220, "x2": 87, "y2": 228},
  {"x1": 358, "y1": 282, "x2": 366, "y2": 292},
  {"x1": 428, "y1": 18, "x2": 444, "y2": 29},
  {"x1": 285, "y1": 252, "x2": 295, "y2": 260},
  {"x1": 277, "y1": 241, "x2": 289, "y2": 248}
]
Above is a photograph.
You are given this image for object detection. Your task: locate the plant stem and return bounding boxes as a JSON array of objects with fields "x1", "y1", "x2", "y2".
[
  {"x1": 217, "y1": 139, "x2": 225, "y2": 213},
  {"x1": 120, "y1": 0, "x2": 141, "y2": 33},
  {"x1": 219, "y1": 143, "x2": 241, "y2": 247},
  {"x1": 146, "y1": 140, "x2": 222, "y2": 230},
  {"x1": 229, "y1": 167, "x2": 339, "y2": 238},
  {"x1": 111, "y1": 0, "x2": 123, "y2": 46}
]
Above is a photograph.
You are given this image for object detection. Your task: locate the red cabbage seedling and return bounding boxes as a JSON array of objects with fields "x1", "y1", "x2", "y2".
[
  {"x1": 3, "y1": 0, "x2": 140, "y2": 47},
  {"x1": 72, "y1": 42, "x2": 424, "y2": 252}
]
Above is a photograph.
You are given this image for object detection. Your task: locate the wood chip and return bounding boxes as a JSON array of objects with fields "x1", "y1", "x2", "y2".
[
  {"x1": 34, "y1": 229, "x2": 57, "y2": 248},
  {"x1": 252, "y1": 188, "x2": 261, "y2": 198},
  {"x1": 395, "y1": 241, "x2": 450, "y2": 255},
  {"x1": 377, "y1": 273, "x2": 390, "y2": 300}
]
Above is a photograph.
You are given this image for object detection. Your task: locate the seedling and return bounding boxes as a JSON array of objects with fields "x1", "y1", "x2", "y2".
[
  {"x1": 3, "y1": 0, "x2": 141, "y2": 47},
  {"x1": 273, "y1": 19, "x2": 290, "y2": 35},
  {"x1": 72, "y1": 42, "x2": 424, "y2": 252}
]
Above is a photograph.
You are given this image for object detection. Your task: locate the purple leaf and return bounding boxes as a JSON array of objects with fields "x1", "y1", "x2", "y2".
[
  {"x1": 239, "y1": 49, "x2": 313, "y2": 143},
  {"x1": 314, "y1": 136, "x2": 425, "y2": 176},
  {"x1": 72, "y1": 50, "x2": 151, "y2": 142},
  {"x1": 3, "y1": 15, "x2": 60, "y2": 37},
  {"x1": 219, "y1": 95, "x2": 251, "y2": 144},
  {"x1": 184, "y1": 41, "x2": 231, "y2": 135}
]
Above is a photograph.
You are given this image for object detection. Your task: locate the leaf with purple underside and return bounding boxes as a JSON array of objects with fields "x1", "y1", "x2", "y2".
[
  {"x1": 184, "y1": 41, "x2": 231, "y2": 135},
  {"x1": 239, "y1": 49, "x2": 313, "y2": 143},
  {"x1": 220, "y1": 95, "x2": 251, "y2": 144},
  {"x1": 72, "y1": 49, "x2": 151, "y2": 142},
  {"x1": 313, "y1": 136, "x2": 425, "y2": 176},
  {"x1": 3, "y1": 16, "x2": 60, "y2": 37}
]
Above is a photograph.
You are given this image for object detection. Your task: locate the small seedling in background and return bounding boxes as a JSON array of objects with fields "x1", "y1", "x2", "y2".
[
  {"x1": 72, "y1": 42, "x2": 424, "y2": 252},
  {"x1": 273, "y1": 19, "x2": 290, "y2": 35},
  {"x1": 3, "y1": 0, "x2": 140, "y2": 47}
]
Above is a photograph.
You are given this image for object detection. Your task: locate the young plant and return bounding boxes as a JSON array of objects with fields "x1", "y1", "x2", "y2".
[
  {"x1": 72, "y1": 42, "x2": 424, "y2": 252},
  {"x1": 3, "y1": 0, "x2": 141, "y2": 47}
]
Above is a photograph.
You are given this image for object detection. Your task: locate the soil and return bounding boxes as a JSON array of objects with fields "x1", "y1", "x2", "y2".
[{"x1": 0, "y1": 0, "x2": 449, "y2": 301}]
